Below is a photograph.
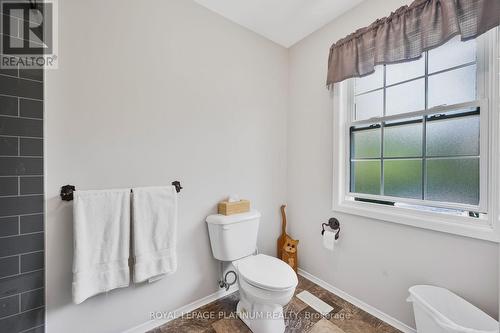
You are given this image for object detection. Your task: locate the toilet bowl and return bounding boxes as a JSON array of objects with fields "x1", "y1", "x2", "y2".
[
  {"x1": 206, "y1": 210, "x2": 298, "y2": 333},
  {"x1": 234, "y1": 254, "x2": 297, "y2": 333}
]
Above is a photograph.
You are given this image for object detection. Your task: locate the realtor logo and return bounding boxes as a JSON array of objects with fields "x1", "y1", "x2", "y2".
[{"x1": 1, "y1": 0, "x2": 58, "y2": 69}]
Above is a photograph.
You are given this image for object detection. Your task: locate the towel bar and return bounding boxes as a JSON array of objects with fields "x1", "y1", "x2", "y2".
[{"x1": 60, "y1": 181, "x2": 183, "y2": 201}]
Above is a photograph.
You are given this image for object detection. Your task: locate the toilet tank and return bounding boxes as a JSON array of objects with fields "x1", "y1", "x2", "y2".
[{"x1": 206, "y1": 210, "x2": 261, "y2": 261}]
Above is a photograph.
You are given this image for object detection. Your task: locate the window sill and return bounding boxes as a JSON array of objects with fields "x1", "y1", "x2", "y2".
[{"x1": 333, "y1": 199, "x2": 499, "y2": 243}]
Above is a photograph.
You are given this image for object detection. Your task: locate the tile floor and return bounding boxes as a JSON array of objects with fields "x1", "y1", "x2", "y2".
[{"x1": 149, "y1": 274, "x2": 402, "y2": 333}]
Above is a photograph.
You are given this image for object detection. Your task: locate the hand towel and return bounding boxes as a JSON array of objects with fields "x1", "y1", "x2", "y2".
[
  {"x1": 72, "y1": 189, "x2": 131, "y2": 304},
  {"x1": 132, "y1": 186, "x2": 178, "y2": 283}
]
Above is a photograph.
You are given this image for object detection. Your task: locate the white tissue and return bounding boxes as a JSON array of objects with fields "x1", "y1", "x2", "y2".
[
  {"x1": 228, "y1": 194, "x2": 240, "y2": 203},
  {"x1": 323, "y1": 230, "x2": 335, "y2": 251}
]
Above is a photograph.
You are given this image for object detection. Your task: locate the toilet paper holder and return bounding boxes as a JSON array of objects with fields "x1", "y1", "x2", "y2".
[{"x1": 321, "y1": 218, "x2": 340, "y2": 240}]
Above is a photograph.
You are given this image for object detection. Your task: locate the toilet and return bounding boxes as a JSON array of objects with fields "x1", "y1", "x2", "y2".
[{"x1": 206, "y1": 210, "x2": 298, "y2": 333}]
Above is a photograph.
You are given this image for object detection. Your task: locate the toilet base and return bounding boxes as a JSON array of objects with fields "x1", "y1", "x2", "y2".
[{"x1": 236, "y1": 299, "x2": 285, "y2": 333}]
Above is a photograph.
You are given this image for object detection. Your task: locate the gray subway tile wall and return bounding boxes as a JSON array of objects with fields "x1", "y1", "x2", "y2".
[
  {"x1": 19, "y1": 99, "x2": 42, "y2": 119},
  {"x1": 0, "y1": 257, "x2": 18, "y2": 278},
  {"x1": 0, "y1": 294, "x2": 19, "y2": 318},
  {"x1": 20, "y1": 253, "x2": 43, "y2": 273},
  {"x1": 0, "y1": 307, "x2": 44, "y2": 332},
  {"x1": 20, "y1": 139, "x2": 43, "y2": 157},
  {"x1": 0, "y1": 217, "x2": 18, "y2": 237},
  {"x1": 0, "y1": 20, "x2": 45, "y2": 332},
  {"x1": 20, "y1": 289, "x2": 44, "y2": 312},
  {"x1": 0, "y1": 137, "x2": 18, "y2": 155},
  {"x1": 19, "y1": 215, "x2": 43, "y2": 234},
  {"x1": 0, "y1": 116, "x2": 43, "y2": 137},
  {"x1": 20, "y1": 177, "x2": 43, "y2": 195},
  {"x1": 0, "y1": 157, "x2": 43, "y2": 176},
  {"x1": 0, "y1": 177, "x2": 18, "y2": 196},
  {"x1": 0, "y1": 270, "x2": 44, "y2": 298},
  {"x1": 0, "y1": 96, "x2": 18, "y2": 116}
]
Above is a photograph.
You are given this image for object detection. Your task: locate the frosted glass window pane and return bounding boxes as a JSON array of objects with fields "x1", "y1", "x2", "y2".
[
  {"x1": 386, "y1": 57, "x2": 425, "y2": 85},
  {"x1": 355, "y1": 90, "x2": 383, "y2": 120},
  {"x1": 428, "y1": 65, "x2": 476, "y2": 108},
  {"x1": 428, "y1": 37, "x2": 476, "y2": 73},
  {"x1": 426, "y1": 115, "x2": 480, "y2": 157},
  {"x1": 384, "y1": 160, "x2": 422, "y2": 199},
  {"x1": 351, "y1": 161, "x2": 381, "y2": 195},
  {"x1": 386, "y1": 79, "x2": 425, "y2": 115},
  {"x1": 426, "y1": 158, "x2": 479, "y2": 205},
  {"x1": 355, "y1": 66, "x2": 383, "y2": 94},
  {"x1": 384, "y1": 123, "x2": 422, "y2": 157},
  {"x1": 352, "y1": 128, "x2": 381, "y2": 158}
]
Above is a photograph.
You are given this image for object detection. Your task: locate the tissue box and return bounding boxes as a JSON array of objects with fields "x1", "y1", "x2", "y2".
[{"x1": 218, "y1": 200, "x2": 250, "y2": 215}]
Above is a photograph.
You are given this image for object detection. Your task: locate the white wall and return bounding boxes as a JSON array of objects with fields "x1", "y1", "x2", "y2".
[
  {"x1": 287, "y1": 0, "x2": 499, "y2": 328},
  {"x1": 45, "y1": 1, "x2": 288, "y2": 332}
]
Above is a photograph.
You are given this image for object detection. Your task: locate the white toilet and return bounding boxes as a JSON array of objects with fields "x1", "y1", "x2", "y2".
[{"x1": 206, "y1": 210, "x2": 298, "y2": 333}]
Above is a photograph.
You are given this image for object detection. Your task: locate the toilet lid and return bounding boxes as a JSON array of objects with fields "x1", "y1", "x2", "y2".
[{"x1": 236, "y1": 254, "x2": 298, "y2": 291}]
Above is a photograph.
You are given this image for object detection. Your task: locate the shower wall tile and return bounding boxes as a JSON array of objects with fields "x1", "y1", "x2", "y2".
[
  {"x1": 20, "y1": 288, "x2": 44, "y2": 311},
  {"x1": 0, "y1": 51, "x2": 44, "y2": 332},
  {"x1": 0, "y1": 256, "x2": 19, "y2": 278},
  {"x1": 20, "y1": 252, "x2": 44, "y2": 273},
  {"x1": 0, "y1": 136, "x2": 18, "y2": 155},
  {"x1": 0, "y1": 233, "x2": 44, "y2": 257},
  {"x1": 0, "y1": 116, "x2": 43, "y2": 137},
  {"x1": 20, "y1": 138, "x2": 43, "y2": 156},
  {"x1": 22, "y1": 325, "x2": 45, "y2": 333},
  {"x1": 0, "y1": 306, "x2": 44, "y2": 332},
  {"x1": 0, "y1": 55, "x2": 18, "y2": 78},
  {"x1": 0, "y1": 177, "x2": 18, "y2": 196},
  {"x1": 0, "y1": 295, "x2": 19, "y2": 318},
  {"x1": 21, "y1": 325, "x2": 45, "y2": 333},
  {"x1": 19, "y1": 69, "x2": 43, "y2": 82},
  {"x1": 0, "y1": 157, "x2": 43, "y2": 176},
  {"x1": 0, "y1": 216, "x2": 18, "y2": 237},
  {"x1": 20, "y1": 177, "x2": 43, "y2": 195},
  {"x1": 20, "y1": 214, "x2": 43, "y2": 234},
  {"x1": 0, "y1": 195, "x2": 44, "y2": 216},
  {"x1": 19, "y1": 99, "x2": 43, "y2": 119},
  {"x1": 0, "y1": 75, "x2": 43, "y2": 100},
  {"x1": 0, "y1": 95, "x2": 18, "y2": 116},
  {"x1": 0, "y1": 270, "x2": 44, "y2": 299},
  {"x1": 0, "y1": 64, "x2": 18, "y2": 78}
]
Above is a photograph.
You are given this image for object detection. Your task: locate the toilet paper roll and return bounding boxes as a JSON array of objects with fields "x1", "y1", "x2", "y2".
[{"x1": 323, "y1": 230, "x2": 336, "y2": 251}]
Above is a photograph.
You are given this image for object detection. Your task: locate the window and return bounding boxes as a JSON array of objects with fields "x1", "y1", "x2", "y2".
[
  {"x1": 351, "y1": 36, "x2": 483, "y2": 211},
  {"x1": 332, "y1": 30, "x2": 500, "y2": 241}
]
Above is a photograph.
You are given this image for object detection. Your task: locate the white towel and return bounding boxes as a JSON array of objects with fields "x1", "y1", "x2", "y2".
[
  {"x1": 132, "y1": 186, "x2": 178, "y2": 283},
  {"x1": 72, "y1": 189, "x2": 131, "y2": 304}
]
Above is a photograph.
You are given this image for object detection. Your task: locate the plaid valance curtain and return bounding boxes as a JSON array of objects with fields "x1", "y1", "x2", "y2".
[{"x1": 326, "y1": 0, "x2": 500, "y2": 87}]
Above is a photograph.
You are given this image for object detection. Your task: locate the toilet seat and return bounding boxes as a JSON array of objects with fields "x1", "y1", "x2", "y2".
[{"x1": 235, "y1": 254, "x2": 298, "y2": 291}]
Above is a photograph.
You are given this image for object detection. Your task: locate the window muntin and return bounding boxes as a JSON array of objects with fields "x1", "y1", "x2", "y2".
[{"x1": 349, "y1": 36, "x2": 485, "y2": 212}]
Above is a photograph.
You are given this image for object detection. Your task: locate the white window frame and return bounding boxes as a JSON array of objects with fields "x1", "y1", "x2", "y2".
[{"x1": 332, "y1": 28, "x2": 500, "y2": 242}]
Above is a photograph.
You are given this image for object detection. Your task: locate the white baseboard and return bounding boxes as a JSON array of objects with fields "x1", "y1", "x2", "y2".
[
  {"x1": 297, "y1": 268, "x2": 416, "y2": 333},
  {"x1": 123, "y1": 285, "x2": 239, "y2": 333}
]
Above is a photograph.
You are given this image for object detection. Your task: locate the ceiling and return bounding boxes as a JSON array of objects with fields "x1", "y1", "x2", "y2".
[{"x1": 193, "y1": 0, "x2": 364, "y2": 48}]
